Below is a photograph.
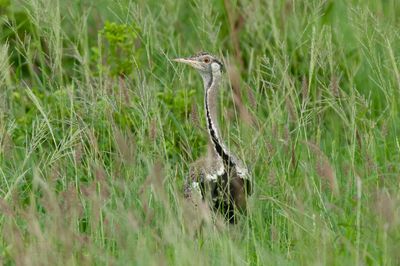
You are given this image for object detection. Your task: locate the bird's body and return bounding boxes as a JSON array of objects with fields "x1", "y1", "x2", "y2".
[{"x1": 174, "y1": 52, "x2": 252, "y2": 223}]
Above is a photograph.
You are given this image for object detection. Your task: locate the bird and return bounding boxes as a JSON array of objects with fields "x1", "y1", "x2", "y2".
[{"x1": 173, "y1": 52, "x2": 252, "y2": 223}]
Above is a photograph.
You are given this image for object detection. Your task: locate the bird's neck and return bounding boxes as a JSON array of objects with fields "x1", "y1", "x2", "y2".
[{"x1": 203, "y1": 72, "x2": 236, "y2": 168}]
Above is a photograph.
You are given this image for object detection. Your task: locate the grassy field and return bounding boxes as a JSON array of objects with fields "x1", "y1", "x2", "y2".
[{"x1": 0, "y1": 0, "x2": 399, "y2": 265}]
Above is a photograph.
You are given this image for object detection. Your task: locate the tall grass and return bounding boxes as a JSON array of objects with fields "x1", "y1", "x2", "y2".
[{"x1": 0, "y1": 0, "x2": 399, "y2": 265}]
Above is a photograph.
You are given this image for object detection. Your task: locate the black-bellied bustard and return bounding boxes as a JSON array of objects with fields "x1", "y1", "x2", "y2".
[{"x1": 174, "y1": 52, "x2": 252, "y2": 223}]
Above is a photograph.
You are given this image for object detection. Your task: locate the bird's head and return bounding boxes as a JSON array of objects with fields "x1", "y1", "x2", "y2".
[{"x1": 173, "y1": 52, "x2": 224, "y2": 83}]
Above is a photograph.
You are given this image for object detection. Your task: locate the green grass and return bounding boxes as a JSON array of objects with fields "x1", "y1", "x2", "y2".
[{"x1": 0, "y1": 0, "x2": 399, "y2": 265}]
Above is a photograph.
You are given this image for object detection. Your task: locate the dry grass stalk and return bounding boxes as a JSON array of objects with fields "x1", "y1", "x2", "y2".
[
  {"x1": 268, "y1": 169, "x2": 277, "y2": 187},
  {"x1": 151, "y1": 161, "x2": 167, "y2": 203},
  {"x1": 182, "y1": 198, "x2": 213, "y2": 235},
  {"x1": 3, "y1": 222, "x2": 25, "y2": 265},
  {"x1": 265, "y1": 139, "x2": 275, "y2": 161},
  {"x1": 330, "y1": 74, "x2": 340, "y2": 98},
  {"x1": 305, "y1": 141, "x2": 339, "y2": 195},
  {"x1": 374, "y1": 189, "x2": 397, "y2": 229},
  {"x1": 365, "y1": 152, "x2": 377, "y2": 175},
  {"x1": 74, "y1": 142, "x2": 83, "y2": 164},
  {"x1": 137, "y1": 161, "x2": 169, "y2": 225},
  {"x1": 283, "y1": 125, "x2": 290, "y2": 155},
  {"x1": 285, "y1": 96, "x2": 297, "y2": 123},
  {"x1": 119, "y1": 76, "x2": 131, "y2": 105},
  {"x1": 284, "y1": 0, "x2": 294, "y2": 15},
  {"x1": 270, "y1": 224, "x2": 279, "y2": 242},
  {"x1": 380, "y1": 120, "x2": 388, "y2": 138},
  {"x1": 0, "y1": 198, "x2": 14, "y2": 217},
  {"x1": 246, "y1": 86, "x2": 257, "y2": 109},
  {"x1": 87, "y1": 129, "x2": 100, "y2": 158},
  {"x1": 301, "y1": 75, "x2": 309, "y2": 102},
  {"x1": 271, "y1": 122, "x2": 278, "y2": 140},
  {"x1": 190, "y1": 101, "x2": 200, "y2": 128},
  {"x1": 1, "y1": 131, "x2": 14, "y2": 157},
  {"x1": 127, "y1": 211, "x2": 140, "y2": 231},
  {"x1": 227, "y1": 63, "x2": 256, "y2": 126},
  {"x1": 113, "y1": 126, "x2": 135, "y2": 164},
  {"x1": 150, "y1": 118, "x2": 157, "y2": 141},
  {"x1": 223, "y1": 0, "x2": 245, "y2": 68},
  {"x1": 93, "y1": 163, "x2": 111, "y2": 199},
  {"x1": 60, "y1": 184, "x2": 83, "y2": 218},
  {"x1": 355, "y1": 129, "x2": 362, "y2": 151}
]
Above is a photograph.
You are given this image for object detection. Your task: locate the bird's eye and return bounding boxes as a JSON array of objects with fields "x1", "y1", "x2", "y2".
[{"x1": 203, "y1": 57, "x2": 210, "y2": 63}]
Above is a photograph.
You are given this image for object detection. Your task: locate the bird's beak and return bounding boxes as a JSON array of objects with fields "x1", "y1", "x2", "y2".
[{"x1": 173, "y1": 58, "x2": 202, "y2": 70}]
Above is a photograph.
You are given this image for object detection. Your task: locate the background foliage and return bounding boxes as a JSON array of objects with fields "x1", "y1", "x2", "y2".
[{"x1": 0, "y1": 0, "x2": 399, "y2": 265}]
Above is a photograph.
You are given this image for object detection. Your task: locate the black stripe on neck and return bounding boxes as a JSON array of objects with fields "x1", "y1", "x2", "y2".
[
  {"x1": 207, "y1": 71, "x2": 213, "y2": 89},
  {"x1": 205, "y1": 82, "x2": 236, "y2": 168}
]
